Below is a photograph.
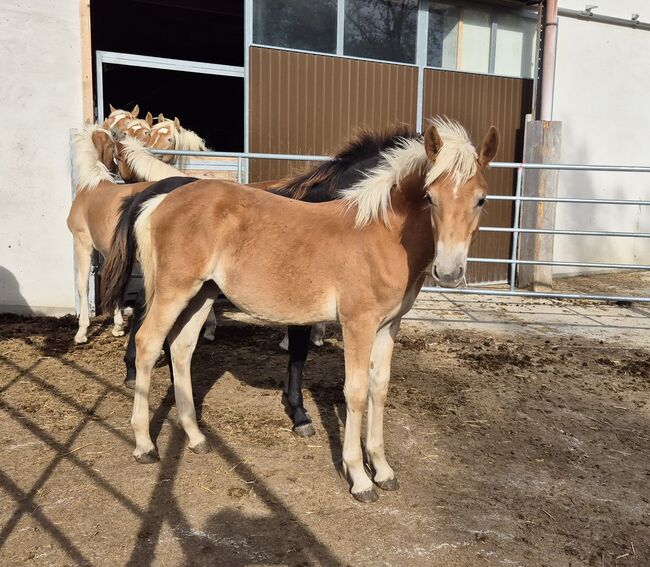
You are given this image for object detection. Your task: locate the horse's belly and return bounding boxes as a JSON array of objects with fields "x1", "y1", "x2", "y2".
[{"x1": 213, "y1": 262, "x2": 337, "y2": 325}]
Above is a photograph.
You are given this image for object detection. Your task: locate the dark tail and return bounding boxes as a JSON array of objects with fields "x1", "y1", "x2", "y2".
[{"x1": 99, "y1": 176, "x2": 197, "y2": 313}]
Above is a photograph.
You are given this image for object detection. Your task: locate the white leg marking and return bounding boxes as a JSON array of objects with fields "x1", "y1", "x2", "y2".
[{"x1": 73, "y1": 237, "x2": 93, "y2": 344}]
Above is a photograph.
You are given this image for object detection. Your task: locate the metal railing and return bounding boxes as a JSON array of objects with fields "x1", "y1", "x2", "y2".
[{"x1": 150, "y1": 149, "x2": 650, "y2": 304}]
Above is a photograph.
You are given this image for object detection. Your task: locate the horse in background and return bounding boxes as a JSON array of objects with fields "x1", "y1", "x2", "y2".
[
  {"x1": 149, "y1": 115, "x2": 207, "y2": 168},
  {"x1": 99, "y1": 118, "x2": 499, "y2": 502},
  {"x1": 102, "y1": 104, "x2": 141, "y2": 134},
  {"x1": 123, "y1": 112, "x2": 154, "y2": 144}
]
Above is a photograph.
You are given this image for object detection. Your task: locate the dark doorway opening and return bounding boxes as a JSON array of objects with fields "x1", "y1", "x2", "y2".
[{"x1": 91, "y1": 0, "x2": 244, "y2": 151}]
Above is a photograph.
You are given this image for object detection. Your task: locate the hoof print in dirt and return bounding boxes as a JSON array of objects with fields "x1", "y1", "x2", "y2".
[
  {"x1": 375, "y1": 477, "x2": 399, "y2": 491},
  {"x1": 189, "y1": 440, "x2": 212, "y2": 454},
  {"x1": 134, "y1": 450, "x2": 160, "y2": 464},
  {"x1": 293, "y1": 423, "x2": 316, "y2": 437}
]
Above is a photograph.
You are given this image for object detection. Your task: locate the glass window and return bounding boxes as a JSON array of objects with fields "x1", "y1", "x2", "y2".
[
  {"x1": 427, "y1": 3, "x2": 460, "y2": 69},
  {"x1": 344, "y1": 0, "x2": 418, "y2": 64},
  {"x1": 460, "y1": 8, "x2": 492, "y2": 74},
  {"x1": 494, "y1": 12, "x2": 537, "y2": 78},
  {"x1": 253, "y1": 0, "x2": 337, "y2": 54}
]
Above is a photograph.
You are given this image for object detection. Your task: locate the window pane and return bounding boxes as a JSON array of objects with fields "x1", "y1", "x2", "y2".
[
  {"x1": 427, "y1": 3, "x2": 459, "y2": 69},
  {"x1": 494, "y1": 13, "x2": 537, "y2": 78},
  {"x1": 253, "y1": 0, "x2": 337, "y2": 54},
  {"x1": 460, "y1": 8, "x2": 491, "y2": 74},
  {"x1": 344, "y1": 0, "x2": 418, "y2": 64}
]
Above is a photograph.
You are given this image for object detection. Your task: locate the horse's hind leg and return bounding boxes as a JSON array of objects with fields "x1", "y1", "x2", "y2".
[
  {"x1": 131, "y1": 290, "x2": 194, "y2": 463},
  {"x1": 168, "y1": 289, "x2": 215, "y2": 454},
  {"x1": 112, "y1": 306, "x2": 126, "y2": 337},
  {"x1": 202, "y1": 307, "x2": 217, "y2": 342},
  {"x1": 73, "y1": 234, "x2": 93, "y2": 344},
  {"x1": 366, "y1": 320, "x2": 400, "y2": 491},
  {"x1": 283, "y1": 325, "x2": 315, "y2": 437}
]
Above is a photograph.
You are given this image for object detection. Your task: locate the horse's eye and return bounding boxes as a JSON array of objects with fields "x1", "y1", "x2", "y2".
[
  {"x1": 477, "y1": 197, "x2": 486, "y2": 207},
  {"x1": 424, "y1": 193, "x2": 433, "y2": 205}
]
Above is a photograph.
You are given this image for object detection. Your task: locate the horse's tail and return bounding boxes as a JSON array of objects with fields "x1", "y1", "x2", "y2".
[{"x1": 100, "y1": 177, "x2": 197, "y2": 313}]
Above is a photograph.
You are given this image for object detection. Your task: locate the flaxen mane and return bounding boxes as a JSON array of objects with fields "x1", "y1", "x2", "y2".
[
  {"x1": 118, "y1": 136, "x2": 189, "y2": 182},
  {"x1": 71, "y1": 124, "x2": 115, "y2": 191},
  {"x1": 340, "y1": 117, "x2": 478, "y2": 227},
  {"x1": 269, "y1": 124, "x2": 417, "y2": 202}
]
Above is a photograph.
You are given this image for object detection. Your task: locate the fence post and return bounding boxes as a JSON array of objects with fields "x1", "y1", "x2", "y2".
[{"x1": 518, "y1": 120, "x2": 562, "y2": 290}]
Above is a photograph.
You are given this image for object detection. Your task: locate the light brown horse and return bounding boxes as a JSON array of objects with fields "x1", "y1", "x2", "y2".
[
  {"x1": 102, "y1": 104, "x2": 141, "y2": 134},
  {"x1": 123, "y1": 112, "x2": 154, "y2": 144},
  {"x1": 149, "y1": 115, "x2": 207, "y2": 166},
  {"x1": 101, "y1": 118, "x2": 499, "y2": 502},
  {"x1": 67, "y1": 124, "x2": 159, "y2": 343}
]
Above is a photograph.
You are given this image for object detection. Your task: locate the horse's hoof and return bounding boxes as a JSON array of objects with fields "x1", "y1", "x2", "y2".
[
  {"x1": 123, "y1": 378, "x2": 136, "y2": 389},
  {"x1": 375, "y1": 477, "x2": 399, "y2": 491},
  {"x1": 112, "y1": 329, "x2": 125, "y2": 338},
  {"x1": 189, "y1": 439, "x2": 211, "y2": 454},
  {"x1": 134, "y1": 449, "x2": 159, "y2": 464},
  {"x1": 312, "y1": 339, "x2": 324, "y2": 347},
  {"x1": 293, "y1": 423, "x2": 316, "y2": 437},
  {"x1": 352, "y1": 488, "x2": 379, "y2": 503},
  {"x1": 74, "y1": 335, "x2": 88, "y2": 345},
  {"x1": 203, "y1": 334, "x2": 215, "y2": 343}
]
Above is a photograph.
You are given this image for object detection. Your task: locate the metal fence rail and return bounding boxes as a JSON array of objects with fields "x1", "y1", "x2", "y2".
[{"x1": 149, "y1": 149, "x2": 650, "y2": 304}]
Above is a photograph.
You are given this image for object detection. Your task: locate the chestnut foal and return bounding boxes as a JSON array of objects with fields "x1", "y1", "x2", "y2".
[{"x1": 101, "y1": 118, "x2": 499, "y2": 501}]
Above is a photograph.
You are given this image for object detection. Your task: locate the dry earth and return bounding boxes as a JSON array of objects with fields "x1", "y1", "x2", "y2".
[{"x1": 0, "y1": 297, "x2": 648, "y2": 566}]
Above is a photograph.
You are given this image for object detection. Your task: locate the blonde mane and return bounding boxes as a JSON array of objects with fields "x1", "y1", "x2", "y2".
[
  {"x1": 71, "y1": 124, "x2": 115, "y2": 191},
  {"x1": 151, "y1": 120, "x2": 207, "y2": 168},
  {"x1": 340, "y1": 117, "x2": 477, "y2": 227},
  {"x1": 119, "y1": 136, "x2": 189, "y2": 182}
]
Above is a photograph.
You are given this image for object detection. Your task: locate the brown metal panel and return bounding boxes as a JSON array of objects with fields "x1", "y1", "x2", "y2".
[
  {"x1": 249, "y1": 47, "x2": 419, "y2": 183},
  {"x1": 422, "y1": 69, "x2": 533, "y2": 283}
]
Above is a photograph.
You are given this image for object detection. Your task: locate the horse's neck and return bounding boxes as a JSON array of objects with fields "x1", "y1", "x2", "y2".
[{"x1": 387, "y1": 173, "x2": 435, "y2": 284}]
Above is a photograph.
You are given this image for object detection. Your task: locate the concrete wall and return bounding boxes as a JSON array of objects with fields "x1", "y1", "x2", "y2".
[
  {"x1": 0, "y1": 1, "x2": 82, "y2": 314},
  {"x1": 552, "y1": 0, "x2": 650, "y2": 275}
]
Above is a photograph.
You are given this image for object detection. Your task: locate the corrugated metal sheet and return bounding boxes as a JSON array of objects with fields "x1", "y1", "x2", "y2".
[
  {"x1": 423, "y1": 68, "x2": 533, "y2": 283},
  {"x1": 249, "y1": 47, "x2": 418, "y2": 181},
  {"x1": 249, "y1": 47, "x2": 533, "y2": 283}
]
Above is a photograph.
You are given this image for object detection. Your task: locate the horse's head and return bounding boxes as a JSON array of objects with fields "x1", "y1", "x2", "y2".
[
  {"x1": 102, "y1": 104, "x2": 140, "y2": 134},
  {"x1": 423, "y1": 119, "x2": 499, "y2": 288},
  {"x1": 90, "y1": 127, "x2": 117, "y2": 172},
  {"x1": 149, "y1": 117, "x2": 181, "y2": 162},
  {"x1": 123, "y1": 112, "x2": 153, "y2": 144}
]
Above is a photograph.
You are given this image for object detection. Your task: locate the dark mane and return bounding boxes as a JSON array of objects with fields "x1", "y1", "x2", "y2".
[{"x1": 269, "y1": 124, "x2": 418, "y2": 202}]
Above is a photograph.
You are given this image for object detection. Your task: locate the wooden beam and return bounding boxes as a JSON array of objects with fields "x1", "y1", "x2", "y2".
[{"x1": 79, "y1": 0, "x2": 94, "y2": 123}]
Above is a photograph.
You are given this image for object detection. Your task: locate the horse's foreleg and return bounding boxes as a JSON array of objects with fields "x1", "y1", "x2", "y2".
[
  {"x1": 132, "y1": 291, "x2": 190, "y2": 463},
  {"x1": 168, "y1": 291, "x2": 215, "y2": 454},
  {"x1": 73, "y1": 235, "x2": 93, "y2": 344},
  {"x1": 366, "y1": 320, "x2": 401, "y2": 491},
  {"x1": 341, "y1": 318, "x2": 379, "y2": 502},
  {"x1": 284, "y1": 326, "x2": 314, "y2": 437}
]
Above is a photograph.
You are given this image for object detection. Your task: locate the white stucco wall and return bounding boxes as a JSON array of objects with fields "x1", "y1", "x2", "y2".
[
  {"x1": 552, "y1": 1, "x2": 650, "y2": 275},
  {"x1": 0, "y1": 1, "x2": 82, "y2": 314}
]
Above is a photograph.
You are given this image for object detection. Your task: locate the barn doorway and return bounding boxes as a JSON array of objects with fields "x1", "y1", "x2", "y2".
[{"x1": 90, "y1": 0, "x2": 244, "y2": 151}]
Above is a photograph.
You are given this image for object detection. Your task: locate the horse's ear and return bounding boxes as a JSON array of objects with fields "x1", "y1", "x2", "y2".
[
  {"x1": 157, "y1": 113, "x2": 165, "y2": 122},
  {"x1": 109, "y1": 103, "x2": 116, "y2": 113},
  {"x1": 478, "y1": 126, "x2": 500, "y2": 167},
  {"x1": 174, "y1": 117, "x2": 181, "y2": 130},
  {"x1": 424, "y1": 124, "x2": 443, "y2": 161},
  {"x1": 145, "y1": 111, "x2": 153, "y2": 126},
  {"x1": 131, "y1": 104, "x2": 140, "y2": 118}
]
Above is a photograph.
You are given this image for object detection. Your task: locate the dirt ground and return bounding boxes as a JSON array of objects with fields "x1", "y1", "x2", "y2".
[{"x1": 0, "y1": 297, "x2": 648, "y2": 566}]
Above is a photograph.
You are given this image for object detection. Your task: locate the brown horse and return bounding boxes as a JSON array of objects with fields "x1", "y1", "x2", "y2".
[
  {"x1": 149, "y1": 115, "x2": 207, "y2": 167},
  {"x1": 102, "y1": 104, "x2": 141, "y2": 134},
  {"x1": 123, "y1": 112, "x2": 154, "y2": 144},
  {"x1": 101, "y1": 118, "x2": 499, "y2": 502}
]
